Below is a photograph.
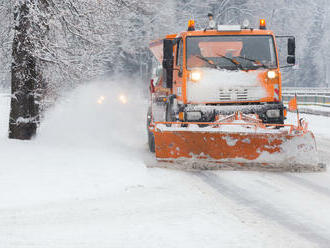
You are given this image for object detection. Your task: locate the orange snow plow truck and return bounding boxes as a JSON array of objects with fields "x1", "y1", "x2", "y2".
[{"x1": 147, "y1": 19, "x2": 324, "y2": 172}]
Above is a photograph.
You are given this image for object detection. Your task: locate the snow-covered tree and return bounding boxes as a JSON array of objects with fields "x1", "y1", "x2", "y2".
[
  {"x1": 0, "y1": 0, "x2": 14, "y2": 89},
  {"x1": 9, "y1": 0, "x2": 50, "y2": 139}
]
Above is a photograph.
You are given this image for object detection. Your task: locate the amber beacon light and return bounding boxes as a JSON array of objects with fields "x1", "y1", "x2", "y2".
[
  {"x1": 259, "y1": 19, "x2": 266, "y2": 30},
  {"x1": 188, "y1": 20, "x2": 195, "y2": 31}
]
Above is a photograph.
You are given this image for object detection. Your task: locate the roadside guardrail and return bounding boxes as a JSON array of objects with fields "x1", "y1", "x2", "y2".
[
  {"x1": 282, "y1": 87, "x2": 330, "y2": 106},
  {"x1": 282, "y1": 87, "x2": 330, "y2": 116}
]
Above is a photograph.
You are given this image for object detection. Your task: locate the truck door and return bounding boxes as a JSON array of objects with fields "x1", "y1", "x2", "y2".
[
  {"x1": 163, "y1": 39, "x2": 174, "y2": 90},
  {"x1": 174, "y1": 39, "x2": 184, "y2": 102}
]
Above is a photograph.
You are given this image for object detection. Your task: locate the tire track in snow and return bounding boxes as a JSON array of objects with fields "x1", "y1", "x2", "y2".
[
  {"x1": 277, "y1": 174, "x2": 330, "y2": 199},
  {"x1": 273, "y1": 137, "x2": 330, "y2": 198},
  {"x1": 194, "y1": 171, "x2": 330, "y2": 248}
]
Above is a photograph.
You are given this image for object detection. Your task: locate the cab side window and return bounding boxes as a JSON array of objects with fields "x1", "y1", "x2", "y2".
[{"x1": 177, "y1": 39, "x2": 183, "y2": 67}]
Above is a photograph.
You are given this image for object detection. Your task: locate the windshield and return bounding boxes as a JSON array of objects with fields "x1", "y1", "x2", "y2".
[{"x1": 186, "y1": 35, "x2": 277, "y2": 70}]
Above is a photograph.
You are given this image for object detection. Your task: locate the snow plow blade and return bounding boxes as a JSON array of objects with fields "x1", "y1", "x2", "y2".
[{"x1": 150, "y1": 121, "x2": 324, "y2": 172}]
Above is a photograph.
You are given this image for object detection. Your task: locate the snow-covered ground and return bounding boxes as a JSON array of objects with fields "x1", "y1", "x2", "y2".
[{"x1": 1, "y1": 84, "x2": 330, "y2": 248}]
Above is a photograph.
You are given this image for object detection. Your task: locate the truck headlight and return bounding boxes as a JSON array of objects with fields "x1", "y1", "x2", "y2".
[
  {"x1": 191, "y1": 70, "x2": 202, "y2": 82},
  {"x1": 267, "y1": 71, "x2": 276, "y2": 79},
  {"x1": 266, "y1": 109, "x2": 280, "y2": 118},
  {"x1": 242, "y1": 19, "x2": 250, "y2": 29}
]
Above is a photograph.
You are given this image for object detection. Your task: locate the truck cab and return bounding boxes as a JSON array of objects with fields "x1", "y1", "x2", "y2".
[{"x1": 149, "y1": 20, "x2": 296, "y2": 125}]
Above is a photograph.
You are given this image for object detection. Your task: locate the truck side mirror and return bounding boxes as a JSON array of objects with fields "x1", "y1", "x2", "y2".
[
  {"x1": 288, "y1": 37, "x2": 295, "y2": 56},
  {"x1": 162, "y1": 39, "x2": 174, "y2": 89},
  {"x1": 287, "y1": 56, "x2": 296, "y2": 65}
]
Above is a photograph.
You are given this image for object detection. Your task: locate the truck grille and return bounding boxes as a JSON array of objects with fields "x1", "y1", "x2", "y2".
[{"x1": 219, "y1": 88, "x2": 256, "y2": 102}]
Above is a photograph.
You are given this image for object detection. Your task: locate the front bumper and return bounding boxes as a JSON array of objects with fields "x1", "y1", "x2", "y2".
[{"x1": 183, "y1": 102, "x2": 285, "y2": 124}]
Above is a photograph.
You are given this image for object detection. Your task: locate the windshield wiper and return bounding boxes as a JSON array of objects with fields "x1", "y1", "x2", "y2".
[
  {"x1": 235, "y1": 56, "x2": 269, "y2": 69},
  {"x1": 195, "y1": 55, "x2": 243, "y2": 71},
  {"x1": 195, "y1": 55, "x2": 219, "y2": 69},
  {"x1": 217, "y1": 55, "x2": 244, "y2": 70}
]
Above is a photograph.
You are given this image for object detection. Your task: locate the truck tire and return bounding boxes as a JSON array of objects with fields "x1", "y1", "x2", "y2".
[
  {"x1": 147, "y1": 107, "x2": 155, "y2": 153},
  {"x1": 148, "y1": 131, "x2": 155, "y2": 153},
  {"x1": 165, "y1": 103, "x2": 174, "y2": 127}
]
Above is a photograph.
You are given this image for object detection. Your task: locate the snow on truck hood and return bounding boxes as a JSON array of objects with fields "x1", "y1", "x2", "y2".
[{"x1": 187, "y1": 68, "x2": 268, "y2": 103}]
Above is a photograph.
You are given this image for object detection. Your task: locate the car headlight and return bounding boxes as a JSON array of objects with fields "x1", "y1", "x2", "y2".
[
  {"x1": 266, "y1": 109, "x2": 280, "y2": 118},
  {"x1": 118, "y1": 94, "x2": 128, "y2": 104},
  {"x1": 191, "y1": 71, "x2": 202, "y2": 82},
  {"x1": 267, "y1": 71, "x2": 276, "y2": 79}
]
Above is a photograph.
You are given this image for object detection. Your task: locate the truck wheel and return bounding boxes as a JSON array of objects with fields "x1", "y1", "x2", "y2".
[
  {"x1": 147, "y1": 107, "x2": 152, "y2": 128},
  {"x1": 148, "y1": 130, "x2": 155, "y2": 153},
  {"x1": 165, "y1": 103, "x2": 174, "y2": 127},
  {"x1": 147, "y1": 107, "x2": 155, "y2": 153}
]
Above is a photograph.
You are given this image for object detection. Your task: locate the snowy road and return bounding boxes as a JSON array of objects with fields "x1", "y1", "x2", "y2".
[{"x1": 1, "y1": 84, "x2": 330, "y2": 248}]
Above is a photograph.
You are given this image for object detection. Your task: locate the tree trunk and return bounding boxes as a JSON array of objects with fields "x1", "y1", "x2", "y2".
[{"x1": 9, "y1": 1, "x2": 48, "y2": 140}]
